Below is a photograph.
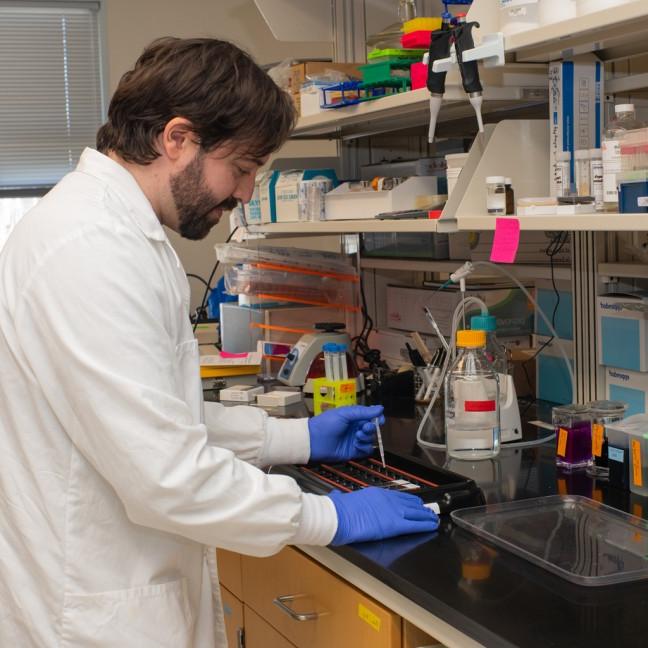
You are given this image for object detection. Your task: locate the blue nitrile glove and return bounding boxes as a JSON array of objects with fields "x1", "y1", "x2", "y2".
[
  {"x1": 308, "y1": 405, "x2": 385, "y2": 463},
  {"x1": 327, "y1": 487, "x2": 440, "y2": 546}
]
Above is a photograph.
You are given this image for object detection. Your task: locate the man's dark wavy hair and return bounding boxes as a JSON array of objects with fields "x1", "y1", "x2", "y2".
[{"x1": 97, "y1": 37, "x2": 296, "y2": 163}]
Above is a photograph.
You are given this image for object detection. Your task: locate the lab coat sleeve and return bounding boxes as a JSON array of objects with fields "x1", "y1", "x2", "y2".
[
  {"x1": 13, "y1": 223, "x2": 336, "y2": 555},
  {"x1": 202, "y1": 401, "x2": 311, "y2": 467}
]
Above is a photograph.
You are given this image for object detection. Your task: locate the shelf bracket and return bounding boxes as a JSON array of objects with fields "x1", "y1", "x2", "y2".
[{"x1": 461, "y1": 32, "x2": 506, "y2": 68}]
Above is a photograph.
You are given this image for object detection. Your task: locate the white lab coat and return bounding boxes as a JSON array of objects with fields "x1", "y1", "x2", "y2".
[{"x1": 0, "y1": 148, "x2": 337, "y2": 647}]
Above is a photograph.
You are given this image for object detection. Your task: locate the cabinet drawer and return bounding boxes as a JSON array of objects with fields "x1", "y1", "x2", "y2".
[
  {"x1": 403, "y1": 620, "x2": 445, "y2": 648},
  {"x1": 216, "y1": 548, "x2": 243, "y2": 599},
  {"x1": 245, "y1": 606, "x2": 297, "y2": 648},
  {"x1": 242, "y1": 547, "x2": 401, "y2": 648},
  {"x1": 220, "y1": 586, "x2": 244, "y2": 648}
]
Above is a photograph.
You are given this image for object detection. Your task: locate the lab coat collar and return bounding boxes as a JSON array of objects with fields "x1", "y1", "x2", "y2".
[{"x1": 76, "y1": 148, "x2": 167, "y2": 242}]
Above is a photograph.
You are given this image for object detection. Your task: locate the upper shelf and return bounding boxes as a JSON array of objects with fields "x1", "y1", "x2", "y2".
[
  {"x1": 244, "y1": 217, "x2": 457, "y2": 236},
  {"x1": 458, "y1": 213, "x2": 648, "y2": 231},
  {"x1": 504, "y1": 0, "x2": 648, "y2": 62},
  {"x1": 291, "y1": 86, "x2": 547, "y2": 140}
]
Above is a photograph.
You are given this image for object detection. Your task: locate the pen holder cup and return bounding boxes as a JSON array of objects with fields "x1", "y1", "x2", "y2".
[{"x1": 313, "y1": 378, "x2": 357, "y2": 415}]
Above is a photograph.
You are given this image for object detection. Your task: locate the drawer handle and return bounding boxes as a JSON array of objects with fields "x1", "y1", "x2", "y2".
[{"x1": 273, "y1": 594, "x2": 322, "y2": 622}]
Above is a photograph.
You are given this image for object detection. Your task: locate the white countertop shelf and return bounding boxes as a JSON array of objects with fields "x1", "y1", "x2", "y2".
[
  {"x1": 292, "y1": 86, "x2": 546, "y2": 139},
  {"x1": 458, "y1": 213, "x2": 648, "y2": 231},
  {"x1": 504, "y1": 0, "x2": 648, "y2": 62},
  {"x1": 598, "y1": 263, "x2": 648, "y2": 279},
  {"x1": 245, "y1": 218, "x2": 458, "y2": 236}
]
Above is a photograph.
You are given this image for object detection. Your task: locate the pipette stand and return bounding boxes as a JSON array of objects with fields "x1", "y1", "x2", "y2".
[
  {"x1": 461, "y1": 33, "x2": 505, "y2": 68},
  {"x1": 313, "y1": 378, "x2": 357, "y2": 415}
]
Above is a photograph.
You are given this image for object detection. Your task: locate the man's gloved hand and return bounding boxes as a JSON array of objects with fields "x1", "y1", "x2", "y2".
[
  {"x1": 308, "y1": 405, "x2": 385, "y2": 463},
  {"x1": 327, "y1": 487, "x2": 440, "y2": 546}
]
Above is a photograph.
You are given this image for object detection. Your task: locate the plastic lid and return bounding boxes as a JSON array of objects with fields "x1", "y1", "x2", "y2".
[
  {"x1": 485, "y1": 176, "x2": 506, "y2": 184},
  {"x1": 574, "y1": 149, "x2": 590, "y2": 160},
  {"x1": 589, "y1": 148, "x2": 602, "y2": 159},
  {"x1": 556, "y1": 151, "x2": 571, "y2": 161},
  {"x1": 616, "y1": 104, "x2": 635, "y2": 113},
  {"x1": 552, "y1": 403, "x2": 589, "y2": 416},
  {"x1": 471, "y1": 314, "x2": 497, "y2": 332},
  {"x1": 588, "y1": 400, "x2": 627, "y2": 416},
  {"x1": 457, "y1": 329, "x2": 486, "y2": 348},
  {"x1": 322, "y1": 343, "x2": 337, "y2": 352}
]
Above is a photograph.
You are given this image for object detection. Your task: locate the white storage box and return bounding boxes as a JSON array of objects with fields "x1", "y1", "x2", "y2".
[
  {"x1": 324, "y1": 176, "x2": 440, "y2": 220},
  {"x1": 386, "y1": 284, "x2": 533, "y2": 337},
  {"x1": 597, "y1": 293, "x2": 648, "y2": 372},
  {"x1": 256, "y1": 390, "x2": 303, "y2": 407},
  {"x1": 606, "y1": 367, "x2": 648, "y2": 417},
  {"x1": 219, "y1": 385, "x2": 264, "y2": 402}
]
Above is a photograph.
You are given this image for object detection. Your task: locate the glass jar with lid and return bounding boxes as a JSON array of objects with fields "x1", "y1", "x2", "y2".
[
  {"x1": 553, "y1": 404, "x2": 593, "y2": 471},
  {"x1": 586, "y1": 400, "x2": 627, "y2": 478},
  {"x1": 486, "y1": 176, "x2": 507, "y2": 215}
]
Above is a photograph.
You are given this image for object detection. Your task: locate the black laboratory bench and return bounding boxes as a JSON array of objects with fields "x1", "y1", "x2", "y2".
[{"x1": 208, "y1": 389, "x2": 648, "y2": 647}]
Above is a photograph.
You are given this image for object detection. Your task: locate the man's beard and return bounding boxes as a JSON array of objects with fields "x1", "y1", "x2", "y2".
[{"x1": 169, "y1": 153, "x2": 238, "y2": 240}]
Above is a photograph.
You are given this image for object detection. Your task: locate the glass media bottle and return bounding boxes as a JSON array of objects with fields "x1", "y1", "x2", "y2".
[{"x1": 445, "y1": 330, "x2": 501, "y2": 460}]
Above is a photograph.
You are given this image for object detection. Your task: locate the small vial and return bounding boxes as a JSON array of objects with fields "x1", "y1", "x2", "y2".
[
  {"x1": 504, "y1": 177, "x2": 515, "y2": 215},
  {"x1": 338, "y1": 344, "x2": 349, "y2": 380},
  {"x1": 322, "y1": 343, "x2": 335, "y2": 380},
  {"x1": 574, "y1": 149, "x2": 591, "y2": 197},
  {"x1": 589, "y1": 148, "x2": 604, "y2": 211},
  {"x1": 486, "y1": 176, "x2": 507, "y2": 215},
  {"x1": 554, "y1": 151, "x2": 571, "y2": 197}
]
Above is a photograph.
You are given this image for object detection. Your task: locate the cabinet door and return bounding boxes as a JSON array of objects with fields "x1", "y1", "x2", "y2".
[
  {"x1": 403, "y1": 620, "x2": 445, "y2": 648},
  {"x1": 245, "y1": 606, "x2": 297, "y2": 648},
  {"x1": 241, "y1": 547, "x2": 401, "y2": 648},
  {"x1": 220, "y1": 586, "x2": 244, "y2": 648},
  {"x1": 217, "y1": 549, "x2": 243, "y2": 600}
]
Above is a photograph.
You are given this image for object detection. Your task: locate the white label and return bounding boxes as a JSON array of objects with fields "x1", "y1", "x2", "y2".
[
  {"x1": 602, "y1": 140, "x2": 621, "y2": 203},
  {"x1": 591, "y1": 160, "x2": 604, "y2": 209},
  {"x1": 500, "y1": 0, "x2": 537, "y2": 7},
  {"x1": 486, "y1": 194, "x2": 506, "y2": 214},
  {"x1": 638, "y1": 197, "x2": 648, "y2": 208}
]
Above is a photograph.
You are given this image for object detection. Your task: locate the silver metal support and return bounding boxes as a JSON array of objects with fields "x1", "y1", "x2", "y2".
[
  {"x1": 571, "y1": 231, "x2": 605, "y2": 403},
  {"x1": 331, "y1": 0, "x2": 366, "y2": 64}
]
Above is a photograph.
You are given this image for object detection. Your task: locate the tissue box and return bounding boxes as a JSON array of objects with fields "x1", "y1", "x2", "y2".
[
  {"x1": 535, "y1": 335, "x2": 574, "y2": 405},
  {"x1": 259, "y1": 170, "x2": 280, "y2": 224},
  {"x1": 275, "y1": 169, "x2": 338, "y2": 222},
  {"x1": 605, "y1": 367, "x2": 648, "y2": 417},
  {"x1": 597, "y1": 293, "x2": 648, "y2": 372}
]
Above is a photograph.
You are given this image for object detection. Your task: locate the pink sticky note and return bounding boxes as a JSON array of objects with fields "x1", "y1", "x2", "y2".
[
  {"x1": 219, "y1": 351, "x2": 249, "y2": 359},
  {"x1": 489, "y1": 218, "x2": 520, "y2": 264}
]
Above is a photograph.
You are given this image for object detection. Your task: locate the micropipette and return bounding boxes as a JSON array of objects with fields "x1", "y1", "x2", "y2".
[{"x1": 374, "y1": 417, "x2": 386, "y2": 468}]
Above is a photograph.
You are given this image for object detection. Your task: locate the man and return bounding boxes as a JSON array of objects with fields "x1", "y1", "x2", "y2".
[{"x1": 0, "y1": 38, "x2": 438, "y2": 647}]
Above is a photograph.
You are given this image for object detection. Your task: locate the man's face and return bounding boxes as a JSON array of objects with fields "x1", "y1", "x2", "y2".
[{"x1": 169, "y1": 145, "x2": 264, "y2": 240}]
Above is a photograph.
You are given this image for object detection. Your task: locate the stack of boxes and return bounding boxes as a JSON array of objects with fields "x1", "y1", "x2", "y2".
[{"x1": 598, "y1": 293, "x2": 648, "y2": 416}]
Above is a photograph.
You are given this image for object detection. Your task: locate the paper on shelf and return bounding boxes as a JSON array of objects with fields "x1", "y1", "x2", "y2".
[{"x1": 199, "y1": 351, "x2": 262, "y2": 367}]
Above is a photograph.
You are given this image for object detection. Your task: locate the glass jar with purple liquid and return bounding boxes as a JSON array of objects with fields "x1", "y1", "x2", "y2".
[{"x1": 553, "y1": 404, "x2": 593, "y2": 471}]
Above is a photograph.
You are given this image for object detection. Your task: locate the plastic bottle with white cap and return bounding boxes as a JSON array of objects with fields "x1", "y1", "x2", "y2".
[{"x1": 603, "y1": 104, "x2": 644, "y2": 212}]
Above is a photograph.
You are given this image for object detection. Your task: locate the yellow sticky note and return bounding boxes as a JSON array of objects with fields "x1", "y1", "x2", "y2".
[
  {"x1": 632, "y1": 439, "x2": 643, "y2": 487},
  {"x1": 592, "y1": 424, "x2": 604, "y2": 457},
  {"x1": 357, "y1": 603, "x2": 381, "y2": 632},
  {"x1": 557, "y1": 428, "x2": 568, "y2": 458}
]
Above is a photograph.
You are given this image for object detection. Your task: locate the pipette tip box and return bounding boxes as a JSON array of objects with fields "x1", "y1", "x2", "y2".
[{"x1": 219, "y1": 385, "x2": 265, "y2": 402}]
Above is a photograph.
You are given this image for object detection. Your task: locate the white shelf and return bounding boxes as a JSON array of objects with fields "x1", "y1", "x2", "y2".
[
  {"x1": 360, "y1": 257, "x2": 572, "y2": 280},
  {"x1": 292, "y1": 86, "x2": 546, "y2": 139},
  {"x1": 459, "y1": 213, "x2": 648, "y2": 231},
  {"x1": 598, "y1": 263, "x2": 648, "y2": 279},
  {"x1": 244, "y1": 217, "x2": 458, "y2": 236},
  {"x1": 503, "y1": 0, "x2": 648, "y2": 62}
]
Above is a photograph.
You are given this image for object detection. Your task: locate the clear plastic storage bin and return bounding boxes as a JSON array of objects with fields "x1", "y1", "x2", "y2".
[{"x1": 452, "y1": 495, "x2": 648, "y2": 586}]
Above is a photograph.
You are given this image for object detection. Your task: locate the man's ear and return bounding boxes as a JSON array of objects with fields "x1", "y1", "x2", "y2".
[{"x1": 159, "y1": 117, "x2": 197, "y2": 161}]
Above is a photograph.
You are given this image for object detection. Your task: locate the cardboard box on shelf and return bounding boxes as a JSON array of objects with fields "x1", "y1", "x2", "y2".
[
  {"x1": 386, "y1": 283, "x2": 533, "y2": 338},
  {"x1": 289, "y1": 62, "x2": 362, "y2": 93}
]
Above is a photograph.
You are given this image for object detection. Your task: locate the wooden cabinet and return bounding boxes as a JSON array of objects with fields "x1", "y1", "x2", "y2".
[
  {"x1": 245, "y1": 606, "x2": 297, "y2": 648},
  {"x1": 403, "y1": 620, "x2": 445, "y2": 648},
  {"x1": 220, "y1": 586, "x2": 244, "y2": 648},
  {"x1": 216, "y1": 548, "x2": 243, "y2": 600},
  {"x1": 241, "y1": 547, "x2": 402, "y2": 648}
]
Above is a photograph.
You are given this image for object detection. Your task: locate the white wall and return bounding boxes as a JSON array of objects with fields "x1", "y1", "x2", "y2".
[{"x1": 102, "y1": 0, "x2": 335, "y2": 313}]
